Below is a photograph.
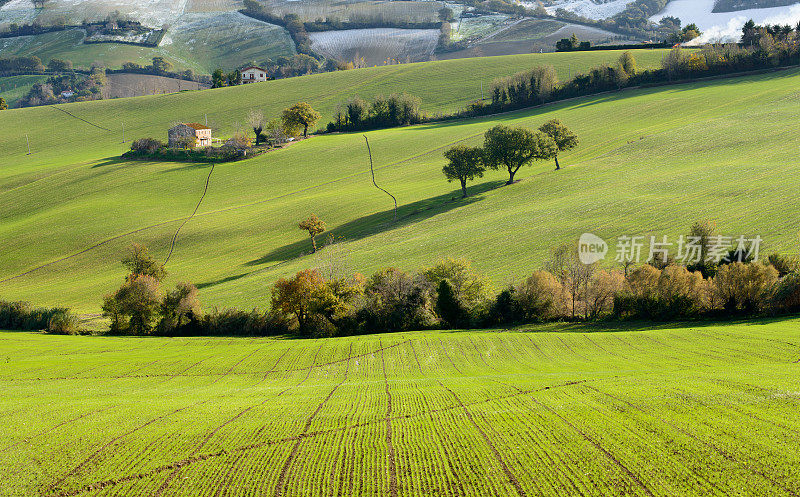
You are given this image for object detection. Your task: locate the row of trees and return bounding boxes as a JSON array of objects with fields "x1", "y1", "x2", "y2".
[
  {"x1": 100, "y1": 228, "x2": 800, "y2": 338},
  {"x1": 455, "y1": 30, "x2": 800, "y2": 121},
  {"x1": 442, "y1": 121, "x2": 578, "y2": 195},
  {"x1": 327, "y1": 93, "x2": 424, "y2": 132}
]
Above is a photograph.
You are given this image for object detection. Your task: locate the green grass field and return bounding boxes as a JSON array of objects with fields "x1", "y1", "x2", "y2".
[
  {"x1": 1, "y1": 58, "x2": 798, "y2": 314},
  {"x1": 2, "y1": 318, "x2": 799, "y2": 495},
  {"x1": 0, "y1": 74, "x2": 48, "y2": 107},
  {"x1": 0, "y1": 15, "x2": 295, "y2": 74},
  {"x1": 0, "y1": 29, "x2": 193, "y2": 72}
]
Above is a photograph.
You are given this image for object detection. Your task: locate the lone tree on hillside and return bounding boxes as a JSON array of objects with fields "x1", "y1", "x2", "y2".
[
  {"x1": 247, "y1": 109, "x2": 265, "y2": 146},
  {"x1": 618, "y1": 51, "x2": 637, "y2": 75},
  {"x1": 442, "y1": 145, "x2": 485, "y2": 197},
  {"x1": 538, "y1": 119, "x2": 579, "y2": 170},
  {"x1": 299, "y1": 214, "x2": 326, "y2": 253},
  {"x1": 0, "y1": 97, "x2": 7, "y2": 110},
  {"x1": 482, "y1": 125, "x2": 557, "y2": 184},
  {"x1": 122, "y1": 243, "x2": 166, "y2": 282},
  {"x1": 282, "y1": 102, "x2": 321, "y2": 138}
]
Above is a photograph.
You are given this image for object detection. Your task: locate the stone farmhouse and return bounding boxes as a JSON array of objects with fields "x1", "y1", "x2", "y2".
[{"x1": 168, "y1": 123, "x2": 212, "y2": 148}]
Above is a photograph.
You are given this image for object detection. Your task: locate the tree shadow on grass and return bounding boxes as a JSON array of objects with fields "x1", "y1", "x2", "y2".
[
  {"x1": 196, "y1": 181, "x2": 504, "y2": 290},
  {"x1": 245, "y1": 179, "x2": 506, "y2": 268},
  {"x1": 90, "y1": 157, "x2": 128, "y2": 168}
]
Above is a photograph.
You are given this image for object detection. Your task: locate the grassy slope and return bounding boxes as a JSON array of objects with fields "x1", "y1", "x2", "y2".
[
  {"x1": 0, "y1": 74, "x2": 48, "y2": 107},
  {"x1": 0, "y1": 29, "x2": 192, "y2": 71},
  {"x1": 0, "y1": 48, "x2": 671, "y2": 164},
  {"x1": 2, "y1": 52, "x2": 797, "y2": 313},
  {"x1": 158, "y1": 12, "x2": 296, "y2": 74},
  {"x1": 0, "y1": 16, "x2": 295, "y2": 74},
  {"x1": 1, "y1": 319, "x2": 799, "y2": 495}
]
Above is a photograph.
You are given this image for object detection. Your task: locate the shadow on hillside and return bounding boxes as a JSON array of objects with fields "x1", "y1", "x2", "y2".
[
  {"x1": 91, "y1": 157, "x2": 128, "y2": 168},
  {"x1": 194, "y1": 181, "x2": 504, "y2": 291},
  {"x1": 159, "y1": 163, "x2": 215, "y2": 174},
  {"x1": 245, "y1": 180, "x2": 505, "y2": 267}
]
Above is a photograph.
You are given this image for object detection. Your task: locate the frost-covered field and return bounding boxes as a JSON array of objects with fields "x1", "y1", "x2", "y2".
[
  {"x1": 165, "y1": 12, "x2": 295, "y2": 72},
  {"x1": 532, "y1": 0, "x2": 632, "y2": 20},
  {"x1": 0, "y1": 0, "x2": 37, "y2": 24},
  {"x1": 261, "y1": 0, "x2": 443, "y2": 23},
  {"x1": 309, "y1": 28, "x2": 439, "y2": 65},
  {"x1": 31, "y1": 0, "x2": 189, "y2": 26},
  {"x1": 652, "y1": 0, "x2": 800, "y2": 42}
]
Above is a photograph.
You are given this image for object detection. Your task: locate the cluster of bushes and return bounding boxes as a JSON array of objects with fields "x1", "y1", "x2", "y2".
[
  {"x1": 269, "y1": 258, "x2": 491, "y2": 336},
  {"x1": 101, "y1": 244, "x2": 290, "y2": 336},
  {"x1": 97, "y1": 222, "x2": 800, "y2": 337},
  {"x1": 124, "y1": 137, "x2": 246, "y2": 162},
  {"x1": 327, "y1": 93, "x2": 423, "y2": 132},
  {"x1": 260, "y1": 249, "x2": 800, "y2": 337},
  {"x1": 20, "y1": 68, "x2": 105, "y2": 107},
  {"x1": 0, "y1": 56, "x2": 45, "y2": 74},
  {"x1": 116, "y1": 57, "x2": 208, "y2": 85},
  {"x1": 0, "y1": 300, "x2": 79, "y2": 334}
]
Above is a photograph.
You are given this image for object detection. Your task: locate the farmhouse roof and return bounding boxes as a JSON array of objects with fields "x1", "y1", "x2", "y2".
[
  {"x1": 242, "y1": 66, "x2": 266, "y2": 72},
  {"x1": 183, "y1": 123, "x2": 211, "y2": 130}
]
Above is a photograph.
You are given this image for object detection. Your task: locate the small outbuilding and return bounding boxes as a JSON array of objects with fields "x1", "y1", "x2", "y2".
[
  {"x1": 241, "y1": 66, "x2": 268, "y2": 84},
  {"x1": 168, "y1": 123, "x2": 212, "y2": 148}
]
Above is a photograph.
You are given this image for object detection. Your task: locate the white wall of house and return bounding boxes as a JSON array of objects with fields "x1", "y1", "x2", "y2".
[{"x1": 242, "y1": 68, "x2": 267, "y2": 83}]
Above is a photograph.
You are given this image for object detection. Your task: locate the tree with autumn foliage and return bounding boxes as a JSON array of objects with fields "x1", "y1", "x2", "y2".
[
  {"x1": 299, "y1": 214, "x2": 326, "y2": 253},
  {"x1": 271, "y1": 269, "x2": 364, "y2": 336}
]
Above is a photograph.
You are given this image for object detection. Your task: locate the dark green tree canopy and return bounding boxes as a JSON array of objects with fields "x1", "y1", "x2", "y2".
[
  {"x1": 538, "y1": 119, "x2": 579, "y2": 170},
  {"x1": 442, "y1": 145, "x2": 486, "y2": 197},
  {"x1": 482, "y1": 125, "x2": 557, "y2": 184}
]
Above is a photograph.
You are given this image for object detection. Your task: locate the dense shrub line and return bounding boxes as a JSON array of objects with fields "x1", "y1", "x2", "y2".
[
  {"x1": 98, "y1": 222, "x2": 800, "y2": 338},
  {"x1": 326, "y1": 93, "x2": 424, "y2": 132},
  {"x1": 123, "y1": 138, "x2": 248, "y2": 163},
  {"x1": 0, "y1": 300, "x2": 79, "y2": 334},
  {"x1": 469, "y1": 36, "x2": 800, "y2": 118}
]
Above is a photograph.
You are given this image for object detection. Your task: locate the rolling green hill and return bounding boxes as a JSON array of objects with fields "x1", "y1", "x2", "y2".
[
  {"x1": 0, "y1": 52, "x2": 797, "y2": 314},
  {"x1": 0, "y1": 49, "x2": 672, "y2": 164},
  {"x1": 2, "y1": 318, "x2": 800, "y2": 495},
  {"x1": 0, "y1": 15, "x2": 296, "y2": 75},
  {"x1": 0, "y1": 74, "x2": 48, "y2": 107}
]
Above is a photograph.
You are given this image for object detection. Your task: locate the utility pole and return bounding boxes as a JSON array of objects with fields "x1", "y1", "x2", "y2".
[
  {"x1": 205, "y1": 114, "x2": 208, "y2": 126},
  {"x1": 481, "y1": 81, "x2": 484, "y2": 100},
  {"x1": 122, "y1": 121, "x2": 125, "y2": 143},
  {"x1": 25, "y1": 134, "x2": 30, "y2": 155}
]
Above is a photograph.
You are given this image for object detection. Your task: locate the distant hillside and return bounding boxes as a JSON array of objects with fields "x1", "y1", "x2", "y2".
[
  {"x1": 713, "y1": 0, "x2": 800, "y2": 12},
  {"x1": 0, "y1": 53, "x2": 797, "y2": 312}
]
